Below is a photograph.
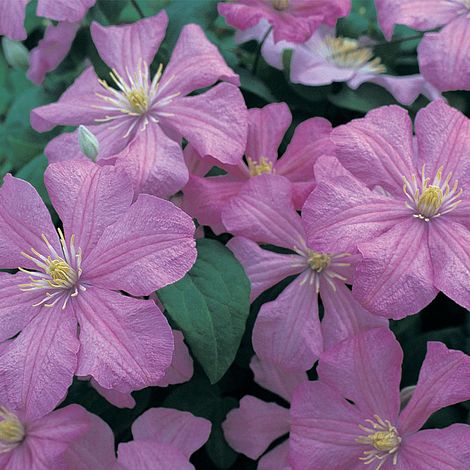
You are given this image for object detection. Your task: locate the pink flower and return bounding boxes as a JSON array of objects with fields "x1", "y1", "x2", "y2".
[
  {"x1": 375, "y1": 0, "x2": 470, "y2": 91},
  {"x1": 0, "y1": 0, "x2": 95, "y2": 41},
  {"x1": 183, "y1": 102, "x2": 335, "y2": 234},
  {"x1": 223, "y1": 356, "x2": 307, "y2": 469},
  {"x1": 117, "y1": 407, "x2": 211, "y2": 469},
  {"x1": 32, "y1": 11, "x2": 248, "y2": 199},
  {"x1": 222, "y1": 173, "x2": 386, "y2": 370},
  {"x1": 218, "y1": 0, "x2": 351, "y2": 43},
  {"x1": 0, "y1": 160, "x2": 196, "y2": 416},
  {"x1": 289, "y1": 327, "x2": 470, "y2": 469},
  {"x1": 303, "y1": 100, "x2": 470, "y2": 318}
]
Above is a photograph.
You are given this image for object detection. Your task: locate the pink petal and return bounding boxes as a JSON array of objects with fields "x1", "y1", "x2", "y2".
[
  {"x1": 0, "y1": 302, "x2": 79, "y2": 420},
  {"x1": 429, "y1": 219, "x2": 470, "y2": 311},
  {"x1": 82, "y1": 194, "x2": 196, "y2": 296},
  {"x1": 0, "y1": 174, "x2": 60, "y2": 269},
  {"x1": 114, "y1": 124, "x2": 188, "y2": 199},
  {"x1": 313, "y1": 154, "x2": 351, "y2": 181},
  {"x1": 331, "y1": 105, "x2": 415, "y2": 195},
  {"x1": 399, "y1": 342, "x2": 470, "y2": 434},
  {"x1": 0, "y1": 0, "x2": 28, "y2": 40},
  {"x1": 398, "y1": 424, "x2": 470, "y2": 469},
  {"x1": 182, "y1": 174, "x2": 245, "y2": 234},
  {"x1": 245, "y1": 103, "x2": 291, "y2": 165},
  {"x1": 157, "y1": 330, "x2": 193, "y2": 387},
  {"x1": 183, "y1": 144, "x2": 215, "y2": 177},
  {"x1": 289, "y1": 381, "x2": 366, "y2": 470},
  {"x1": 132, "y1": 408, "x2": 211, "y2": 458},
  {"x1": 250, "y1": 355, "x2": 307, "y2": 403},
  {"x1": 30, "y1": 67, "x2": 105, "y2": 132},
  {"x1": 303, "y1": 172, "x2": 408, "y2": 253},
  {"x1": 253, "y1": 271, "x2": 322, "y2": 370},
  {"x1": 91, "y1": 379, "x2": 136, "y2": 409},
  {"x1": 353, "y1": 218, "x2": 438, "y2": 318},
  {"x1": 37, "y1": 0, "x2": 95, "y2": 22},
  {"x1": 90, "y1": 11, "x2": 168, "y2": 77},
  {"x1": 320, "y1": 281, "x2": 388, "y2": 351},
  {"x1": 374, "y1": 0, "x2": 461, "y2": 40},
  {"x1": 414, "y1": 100, "x2": 470, "y2": 186},
  {"x1": 318, "y1": 327, "x2": 402, "y2": 421},
  {"x1": 27, "y1": 21, "x2": 80, "y2": 85},
  {"x1": 258, "y1": 440, "x2": 290, "y2": 470},
  {"x1": 117, "y1": 441, "x2": 192, "y2": 470},
  {"x1": 222, "y1": 175, "x2": 306, "y2": 250},
  {"x1": 159, "y1": 24, "x2": 239, "y2": 98},
  {"x1": 227, "y1": 237, "x2": 305, "y2": 302},
  {"x1": 73, "y1": 287, "x2": 173, "y2": 393},
  {"x1": 160, "y1": 83, "x2": 248, "y2": 166},
  {"x1": 418, "y1": 18, "x2": 470, "y2": 92},
  {"x1": 223, "y1": 396, "x2": 289, "y2": 459},
  {"x1": 45, "y1": 161, "x2": 133, "y2": 259}
]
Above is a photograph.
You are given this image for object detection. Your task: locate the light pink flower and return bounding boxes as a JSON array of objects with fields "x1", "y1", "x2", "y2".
[
  {"x1": 117, "y1": 408, "x2": 211, "y2": 470},
  {"x1": 289, "y1": 327, "x2": 470, "y2": 469},
  {"x1": 32, "y1": 11, "x2": 248, "y2": 199},
  {"x1": 183, "y1": 102, "x2": 334, "y2": 234},
  {"x1": 218, "y1": 0, "x2": 350, "y2": 43},
  {"x1": 303, "y1": 100, "x2": 470, "y2": 318},
  {"x1": 0, "y1": 161, "x2": 196, "y2": 416},
  {"x1": 375, "y1": 0, "x2": 470, "y2": 91},
  {"x1": 222, "y1": 173, "x2": 386, "y2": 370},
  {"x1": 223, "y1": 356, "x2": 307, "y2": 469}
]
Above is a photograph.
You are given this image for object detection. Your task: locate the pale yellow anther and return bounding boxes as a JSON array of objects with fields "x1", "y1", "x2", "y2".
[
  {"x1": 271, "y1": 0, "x2": 289, "y2": 10},
  {"x1": 126, "y1": 88, "x2": 149, "y2": 114},
  {"x1": 308, "y1": 252, "x2": 331, "y2": 272},
  {"x1": 247, "y1": 157, "x2": 274, "y2": 177},
  {"x1": 369, "y1": 430, "x2": 401, "y2": 452},
  {"x1": 416, "y1": 185, "x2": 443, "y2": 218},
  {"x1": 47, "y1": 258, "x2": 72, "y2": 285},
  {"x1": 0, "y1": 407, "x2": 24, "y2": 450}
]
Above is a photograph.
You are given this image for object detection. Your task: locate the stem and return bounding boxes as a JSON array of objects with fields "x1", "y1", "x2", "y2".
[
  {"x1": 252, "y1": 26, "x2": 273, "y2": 75},
  {"x1": 130, "y1": 0, "x2": 145, "y2": 18},
  {"x1": 373, "y1": 33, "x2": 424, "y2": 48}
]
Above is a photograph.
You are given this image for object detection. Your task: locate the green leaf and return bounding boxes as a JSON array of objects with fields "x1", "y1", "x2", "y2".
[
  {"x1": 158, "y1": 239, "x2": 251, "y2": 384},
  {"x1": 237, "y1": 67, "x2": 277, "y2": 102}
]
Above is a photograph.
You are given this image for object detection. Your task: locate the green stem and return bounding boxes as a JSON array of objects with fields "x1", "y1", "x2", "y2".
[
  {"x1": 373, "y1": 33, "x2": 424, "y2": 48},
  {"x1": 130, "y1": 0, "x2": 145, "y2": 18},
  {"x1": 252, "y1": 26, "x2": 273, "y2": 75}
]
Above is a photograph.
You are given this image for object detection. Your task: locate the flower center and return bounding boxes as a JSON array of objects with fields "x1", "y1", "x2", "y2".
[
  {"x1": 18, "y1": 229, "x2": 85, "y2": 310},
  {"x1": 247, "y1": 157, "x2": 274, "y2": 177},
  {"x1": 308, "y1": 252, "x2": 331, "y2": 272},
  {"x1": 323, "y1": 37, "x2": 386, "y2": 73},
  {"x1": 403, "y1": 165, "x2": 463, "y2": 221},
  {"x1": 271, "y1": 0, "x2": 289, "y2": 10},
  {"x1": 356, "y1": 415, "x2": 401, "y2": 468},
  {"x1": 0, "y1": 407, "x2": 24, "y2": 453},
  {"x1": 126, "y1": 88, "x2": 149, "y2": 114}
]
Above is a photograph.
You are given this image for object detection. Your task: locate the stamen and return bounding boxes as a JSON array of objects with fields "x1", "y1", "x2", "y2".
[
  {"x1": 271, "y1": 0, "x2": 289, "y2": 10},
  {"x1": 307, "y1": 251, "x2": 331, "y2": 272},
  {"x1": 0, "y1": 407, "x2": 24, "y2": 454},
  {"x1": 247, "y1": 157, "x2": 274, "y2": 177}
]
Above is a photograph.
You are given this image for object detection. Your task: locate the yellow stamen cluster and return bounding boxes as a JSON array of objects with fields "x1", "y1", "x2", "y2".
[
  {"x1": 324, "y1": 37, "x2": 386, "y2": 73},
  {"x1": 271, "y1": 0, "x2": 289, "y2": 11},
  {"x1": 308, "y1": 252, "x2": 331, "y2": 272},
  {"x1": 0, "y1": 407, "x2": 24, "y2": 453},
  {"x1": 356, "y1": 415, "x2": 401, "y2": 469},
  {"x1": 247, "y1": 157, "x2": 274, "y2": 177},
  {"x1": 126, "y1": 88, "x2": 149, "y2": 114}
]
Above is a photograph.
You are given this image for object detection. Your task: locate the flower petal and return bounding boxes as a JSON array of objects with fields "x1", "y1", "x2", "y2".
[
  {"x1": 418, "y1": 18, "x2": 470, "y2": 92},
  {"x1": 0, "y1": 174, "x2": 60, "y2": 269},
  {"x1": 37, "y1": 0, "x2": 95, "y2": 22},
  {"x1": 45, "y1": 161, "x2": 134, "y2": 259},
  {"x1": 223, "y1": 396, "x2": 289, "y2": 459},
  {"x1": 90, "y1": 11, "x2": 168, "y2": 76},
  {"x1": 0, "y1": 302, "x2": 79, "y2": 420},
  {"x1": 132, "y1": 408, "x2": 211, "y2": 458},
  {"x1": 73, "y1": 287, "x2": 173, "y2": 393},
  {"x1": 158, "y1": 23, "x2": 239, "y2": 98},
  {"x1": 354, "y1": 218, "x2": 437, "y2": 318},
  {"x1": 0, "y1": 0, "x2": 28, "y2": 40},
  {"x1": 222, "y1": 174, "x2": 306, "y2": 250},
  {"x1": 227, "y1": 237, "x2": 305, "y2": 301},
  {"x1": 82, "y1": 194, "x2": 196, "y2": 296},
  {"x1": 258, "y1": 440, "x2": 289, "y2": 470},
  {"x1": 253, "y1": 271, "x2": 321, "y2": 370},
  {"x1": 399, "y1": 342, "x2": 470, "y2": 434},
  {"x1": 331, "y1": 105, "x2": 415, "y2": 195},
  {"x1": 160, "y1": 83, "x2": 248, "y2": 166},
  {"x1": 91, "y1": 379, "x2": 136, "y2": 409}
]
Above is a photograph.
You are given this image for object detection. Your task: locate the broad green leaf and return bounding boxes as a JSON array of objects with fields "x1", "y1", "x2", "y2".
[{"x1": 158, "y1": 238, "x2": 250, "y2": 384}]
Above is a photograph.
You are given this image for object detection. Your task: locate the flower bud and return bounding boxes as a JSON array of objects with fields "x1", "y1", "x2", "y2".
[
  {"x1": 1, "y1": 38, "x2": 29, "y2": 69},
  {"x1": 78, "y1": 125, "x2": 99, "y2": 161}
]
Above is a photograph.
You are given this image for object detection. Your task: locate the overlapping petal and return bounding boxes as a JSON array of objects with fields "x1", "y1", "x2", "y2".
[
  {"x1": 37, "y1": 0, "x2": 96, "y2": 22},
  {"x1": 0, "y1": 0, "x2": 28, "y2": 40}
]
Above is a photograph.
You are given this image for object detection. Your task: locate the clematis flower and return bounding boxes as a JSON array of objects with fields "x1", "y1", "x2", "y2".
[
  {"x1": 183, "y1": 102, "x2": 334, "y2": 234},
  {"x1": 375, "y1": 0, "x2": 470, "y2": 91},
  {"x1": 218, "y1": 0, "x2": 351, "y2": 44},
  {"x1": 32, "y1": 11, "x2": 248, "y2": 199},
  {"x1": 223, "y1": 356, "x2": 307, "y2": 469},
  {"x1": 116, "y1": 408, "x2": 211, "y2": 470},
  {"x1": 222, "y1": 173, "x2": 386, "y2": 370},
  {"x1": 0, "y1": 160, "x2": 196, "y2": 417},
  {"x1": 303, "y1": 100, "x2": 470, "y2": 318},
  {"x1": 289, "y1": 327, "x2": 470, "y2": 469}
]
